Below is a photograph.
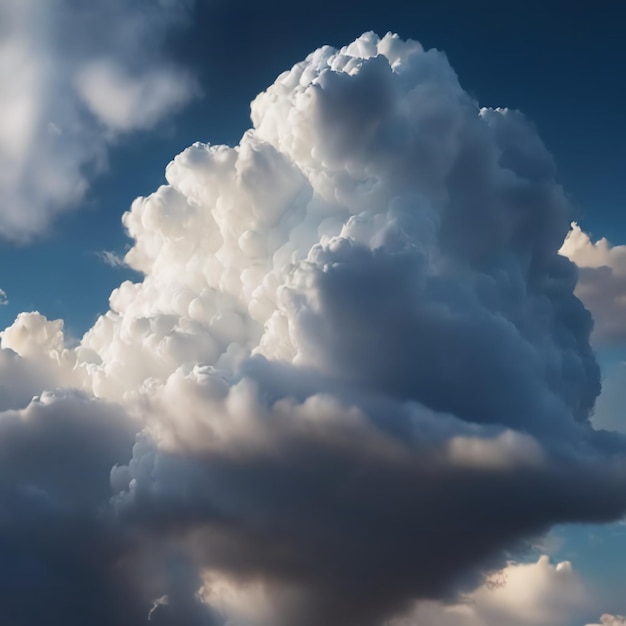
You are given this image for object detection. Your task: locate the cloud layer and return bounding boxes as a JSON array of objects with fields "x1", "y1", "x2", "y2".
[
  {"x1": 0, "y1": 0, "x2": 196, "y2": 240},
  {"x1": 0, "y1": 31, "x2": 624, "y2": 626}
]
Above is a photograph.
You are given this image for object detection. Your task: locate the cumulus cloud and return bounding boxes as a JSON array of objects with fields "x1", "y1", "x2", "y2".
[
  {"x1": 0, "y1": 0, "x2": 197, "y2": 241},
  {"x1": 560, "y1": 223, "x2": 626, "y2": 345},
  {"x1": 0, "y1": 31, "x2": 625, "y2": 626}
]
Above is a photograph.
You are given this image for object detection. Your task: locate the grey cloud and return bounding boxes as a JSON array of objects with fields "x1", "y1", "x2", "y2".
[
  {"x1": 0, "y1": 347, "x2": 56, "y2": 411},
  {"x1": 0, "y1": 390, "x2": 218, "y2": 626},
  {"x1": 111, "y1": 390, "x2": 626, "y2": 626},
  {"x1": 0, "y1": 392, "x2": 139, "y2": 626}
]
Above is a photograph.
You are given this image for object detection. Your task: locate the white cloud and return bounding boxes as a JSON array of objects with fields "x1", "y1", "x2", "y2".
[
  {"x1": 74, "y1": 60, "x2": 197, "y2": 133},
  {"x1": 560, "y1": 223, "x2": 626, "y2": 270},
  {"x1": 0, "y1": 31, "x2": 625, "y2": 626},
  {"x1": 560, "y1": 222, "x2": 626, "y2": 345},
  {"x1": 0, "y1": 0, "x2": 197, "y2": 241},
  {"x1": 392, "y1": 556, "x2": 590, "y2": 626},
  {"x1": 97, "y1": 249, "x2": 126, "y2": 268}
]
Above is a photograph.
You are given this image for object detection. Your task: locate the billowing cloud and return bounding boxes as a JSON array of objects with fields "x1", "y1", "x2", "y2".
[
  {"x1": 0, "y1": 31, "x2": 625, "y2": 626},
  {"x1": 0, "y1": 0, "x2": 197, "y2": 241},
  {"x1": 560, "y1": 223, "x2": 626, "y2": 345}
]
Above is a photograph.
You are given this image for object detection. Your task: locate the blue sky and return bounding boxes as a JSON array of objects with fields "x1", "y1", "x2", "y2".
[{"x1": 1, "y1": 2, "x2": 626, "y2": 625}]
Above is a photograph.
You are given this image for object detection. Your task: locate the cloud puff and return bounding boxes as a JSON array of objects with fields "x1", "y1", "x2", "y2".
[
  {"x1": 392, "y1": 556, "x2": 590, "y2": 626},
  {"x1": 0, "y1": 0, "x2": 196, "y2": 241},
  {"x1": 560, "y1": 223, "x2": 626, "y2": 345},
  {"x1": 0, "y1": 31, "x2": 625, "y2": 626}
]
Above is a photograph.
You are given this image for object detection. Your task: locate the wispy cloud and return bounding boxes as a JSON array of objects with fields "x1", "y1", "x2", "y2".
[
  {"x1": 0, "y1": 0, "x2": 197, "y2": 241},
  {"x1": 96, "y1": 249, "x2": 126, "y2": 268}
]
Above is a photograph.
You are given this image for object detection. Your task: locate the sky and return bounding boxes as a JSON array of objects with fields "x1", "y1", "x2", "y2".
[{"x1": 1, "y1": 1, "x2": 626, "y2": 625}]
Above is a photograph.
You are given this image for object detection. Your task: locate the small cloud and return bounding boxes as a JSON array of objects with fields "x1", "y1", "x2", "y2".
[
  {"x1": 0, "y1": 289, "x2": 9, "y2": 305},
  {"x1": 0, "y1": 0, "x2": 198, "y2": 241},
  {"x1": 74, "y1": 61, "x2": 198, "y2": 133},
  {"x1": 97, "y1": 250, "x2": 126, "y2": 268}
]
